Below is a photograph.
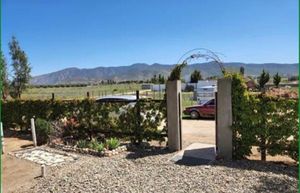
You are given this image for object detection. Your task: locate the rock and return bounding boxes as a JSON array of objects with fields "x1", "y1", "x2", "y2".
[{"x1": 22, "y1": 148, "x2": 298, "y2": 193}]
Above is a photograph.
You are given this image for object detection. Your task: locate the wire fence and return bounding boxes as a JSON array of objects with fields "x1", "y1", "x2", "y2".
[{"x1": 20, "y1": 89, "x2": 197, "y2": 108}]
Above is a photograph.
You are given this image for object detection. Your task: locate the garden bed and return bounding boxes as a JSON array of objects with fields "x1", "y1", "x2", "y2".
[{"x1": 50, "y1": 143, "x2": 127, "y2": 157}]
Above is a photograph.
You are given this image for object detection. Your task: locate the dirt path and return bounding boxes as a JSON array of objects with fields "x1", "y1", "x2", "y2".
[
  {"x1": 182, "y1": 119, "x2": 215, "y2": 148},
  {"x1": 3, "y1": 135, "x2": 41, "y2": 193}
]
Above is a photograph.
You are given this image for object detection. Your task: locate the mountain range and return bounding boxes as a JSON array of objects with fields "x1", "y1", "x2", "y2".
[{"x1": 30, "y1": 62, "x2": 298, "y2": 85}]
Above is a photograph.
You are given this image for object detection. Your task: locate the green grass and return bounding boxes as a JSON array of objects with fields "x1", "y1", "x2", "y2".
[
  {"x1": 182, "y1": 92, "x2": 197, "y2": 108},
  {"x1": 19, "y1": 84, "x2": 197, "y2": 109},
  {"x1": 20, "y1": 83, "x2": 142, "y2": 100},
  {"x1": 139, "y1": 90, "x2": 196, "y2": 108}
]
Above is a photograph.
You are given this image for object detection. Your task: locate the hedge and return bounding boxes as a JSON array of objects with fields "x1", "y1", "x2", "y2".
[
  {"x1": 2, "y1": 99, "x2": 167, "y2": 144},
  {"x1": 228, "y1": 73, "x2": 298, "y2": 162}
]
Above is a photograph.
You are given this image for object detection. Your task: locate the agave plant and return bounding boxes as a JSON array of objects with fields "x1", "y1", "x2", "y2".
[
  {"x1": 97, "y1": 143, "x2": 104, "y2": 152},
  {"x1": 105, "y1": 137, "x2": 120, "y2": 150},
  {"x1": 88, "y1": 138, "x2": 101, "y2": 150},
  {"x1": 77, "y1": 140, "x2": 88, "y2": 148}
]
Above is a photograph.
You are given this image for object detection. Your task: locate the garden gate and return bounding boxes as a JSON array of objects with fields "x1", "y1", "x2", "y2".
[{"x1": 166, "y1": 78, "x2": 233, "y2": 160}]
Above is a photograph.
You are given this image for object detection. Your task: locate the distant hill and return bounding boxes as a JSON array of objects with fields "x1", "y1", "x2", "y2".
[{"x1": 30, "y1": 62, "x2": 298, "y2": 85}]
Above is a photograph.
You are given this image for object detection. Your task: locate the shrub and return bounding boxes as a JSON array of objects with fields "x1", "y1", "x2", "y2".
[
  {"x1": 226, "y1": 73, "x2": 256, "y2": 159},
  {"x1": 105, "y1": 137, "x2": 120, "y2": 150},
  {"x1": 35, "y1": 118, "x2": 53, "y2": 145},
  {"x1": 228, "y1": 72, "x2": 298, "y2": 162},
  {"x1": 273, "y1": 73, "x2": 281, "y2": 88},
  {"x1": 168, "y1": 63, "x2": 187, "y2": 81},
  {"x1": 184, "y1": 85, "x2": 194, "y2": 92},
  {"x1": 77, "y1": 140, "x2": 89, "y2": 148},
  {"x1": 2, "y1": 99, "x2": 167, "y2": 144},
  {"x1": 88, "y1": 138, "x2": 101, "y2": 150},
  {"x1": 77, "y1": 139, "x2": 104, "y2": 152},
  {"x1": 258, "y1": 69, "x2": 270, "y2": 91},
  {"x1": 97, "y1": 143, "x2": 104, "y2": 152},
  {"x1": 288, "y1": 75, "x2": 298, "y2": 81}
]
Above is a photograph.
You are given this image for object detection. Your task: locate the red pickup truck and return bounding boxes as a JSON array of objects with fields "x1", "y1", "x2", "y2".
[{"x1": 183, "y1": 99, "x2": 215, "y2": 119}]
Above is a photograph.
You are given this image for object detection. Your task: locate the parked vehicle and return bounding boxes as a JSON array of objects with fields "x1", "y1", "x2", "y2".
[
  {"x1": 183, "y1": 99, "x2": 215, "y2": 119},
  {"x1": 96, "y1": 95, "x2": 136, "y2": 103},
  {"x1": 195, "y1": 85, "x2": 217, "y2": 104}
]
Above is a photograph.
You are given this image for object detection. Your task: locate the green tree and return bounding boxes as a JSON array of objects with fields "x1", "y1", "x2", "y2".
[
  {"x1": 288, "y1": 75, "x2": 298, "y2": 81},
  {"x1": 206, "y1": 75, "x2": 218, "y2": 80},
  {"x1": 9, "y1": 36, "x2": 31, "y2": 98},
  {"x1": 151, "y1": 74, "x2": 158, "y2": 83},
  {"x1": 0, "y1": 52, "x2": 10, "y2": 100},
  {"x1": 257, "y1": 69, "x2": 270, "y2": 161},
  {"x1": 239, "y1": 66, "x2": 245, "y2": 76},
  {"x1": 258, "y1": 69, "x2": 270, "y2": 92},
  {"x1": 190, "y1": 70, "x2": 202, "y2": 83},
  {"x1": 273, "y1": 73, "x2": 281, "y2": 88},
  {"x1": 158, "y1": 74, "x2": 165, "y2": 84}
]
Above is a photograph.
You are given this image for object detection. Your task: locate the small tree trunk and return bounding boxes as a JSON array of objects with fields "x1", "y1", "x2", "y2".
[
  {"x1": 260, "y1": 94, "x2": 267, "y2": 161},
  {"x1": 260, "y1": 136, "x2": 266, "y2": 161}
]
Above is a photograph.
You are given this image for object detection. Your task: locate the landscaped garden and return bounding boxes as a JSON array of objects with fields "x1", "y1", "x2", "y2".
[
  {"x1": 2, "y1": 71, "x2": 298, "y2": 193},
  {"x1": 3, "y1": 98, "x2": 167, "y2": 158}
]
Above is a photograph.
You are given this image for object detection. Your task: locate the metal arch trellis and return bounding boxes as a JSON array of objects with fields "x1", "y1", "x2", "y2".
[{"x1": 177, "y1": 48, "x2": 226, "y2": 75}]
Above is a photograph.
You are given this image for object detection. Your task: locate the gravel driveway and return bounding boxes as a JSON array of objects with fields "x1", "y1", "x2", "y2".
[{"x1": 22, "y1": 148, "x2": 297, "y2": 193}]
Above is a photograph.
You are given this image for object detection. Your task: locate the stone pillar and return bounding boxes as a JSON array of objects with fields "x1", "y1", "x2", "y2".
[
  {"x1": 216, "y1": 78, "x2": 232, "y2": 160},
  {"x1": 166, "y1": 80, "x2": 182, "y2": 151}
]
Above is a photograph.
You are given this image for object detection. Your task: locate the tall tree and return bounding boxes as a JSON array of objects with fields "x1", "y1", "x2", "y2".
[
  {"x1": 257, "y1": 69, "x2": 270, "y2": 161},
  {"x1": 158, "y1": 74, "x2": 165, "y2": 84},
  {"x1": 9, "y1": 36, "x2": 31, "y2": 98},
  {"x1": 0, "y1": 52, "x2": 10, "y2": 100},
  {"x1": 151, "y1": 74, "x2": 158, "y2": 83},
  {"x1": 239, "y1": 66, "x2": 245, "y2": 76},
  {"x1": 273, "y1": 72, "x2": 281, "y2": 88},
  {"x1": 258, "y1": 69, "x2": 270, "y2": 92},
  {"x1": 190, "y1": 70, "x2": 202, "y2": 83}
]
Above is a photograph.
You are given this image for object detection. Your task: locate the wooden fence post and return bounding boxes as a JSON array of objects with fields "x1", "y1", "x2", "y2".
[
  {"x1": 0, "y1": 122, "x2": 2, "y2": 193},
  {"x1": 136, "y1": 90, "x2": 141, "y2": 144},
  {"x1": 87, "y1": 92, "x2": 90, "y2": 98},
  {"x1": 31, "y1": 118, "x2": 37, "y2": 147},
  {"x1": 51, "y1": 93, "x2": 55, "y2": 101},
  {"x1": 0, "y1": 122, "x2": 4, "y2": 154}
]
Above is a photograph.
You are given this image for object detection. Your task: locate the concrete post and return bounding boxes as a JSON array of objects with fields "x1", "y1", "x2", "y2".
[
  {"x1": 216, "y1": 78, "x2": 232, "y2": 160},
  {"x1": 166, "y1": 80, "x2": 182, "y2": 151},
  {"x1": 31, "y1": 118, "x2": 37, "y2": 147},
  {"x1": 41, "y1": 165, "x2": 46, "y2": 177}
]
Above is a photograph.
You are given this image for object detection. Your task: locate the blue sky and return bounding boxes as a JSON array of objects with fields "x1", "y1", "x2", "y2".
[{"x1": 2, "y1": 0, "x2": 298, "y2": 76}]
